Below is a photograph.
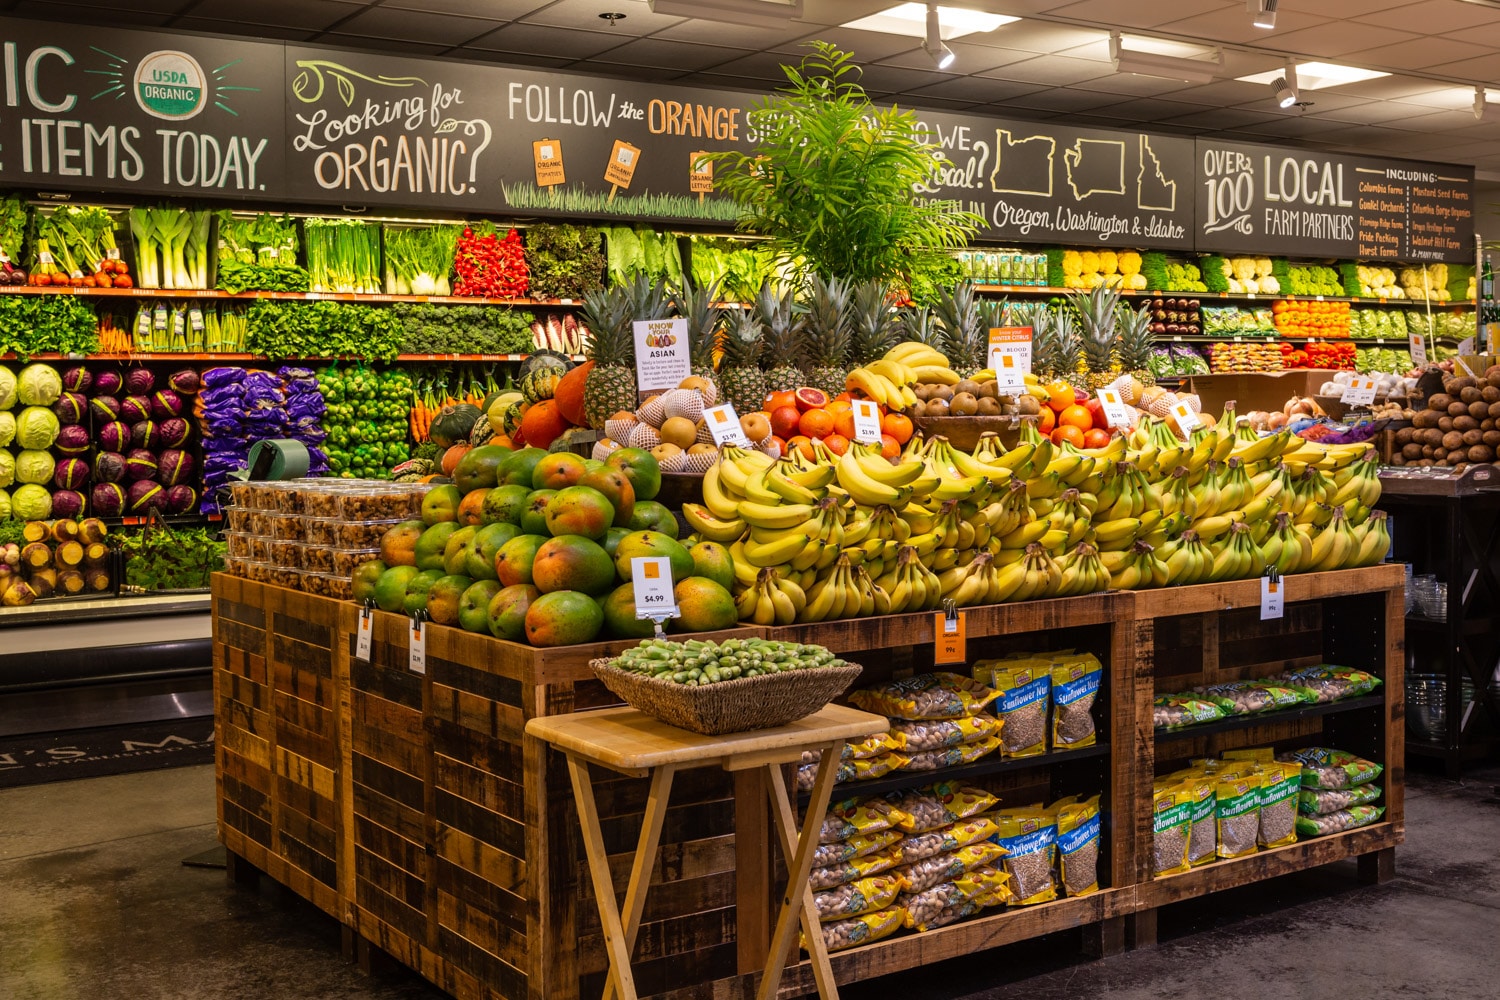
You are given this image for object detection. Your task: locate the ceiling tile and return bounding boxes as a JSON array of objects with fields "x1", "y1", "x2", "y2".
[
  {"x1": 1003, "y1": 89, "x2": 1130, "y2": 113},
  {"x1": 1156, "y1": 7, "x2": 1334, "y2": 45},
  {"x1": 1317, "y1": 102, "x2": 1451, "y2": 126},
  {"x1": 1079, "y1": 98, "x2": 1204, "y2": 123},
  {"x1": 172, "y1": 18, "x2": 316, "y2": 40},
  {"x1": 769, "y1": 27, "x2": 924, "y2": 60},
  {"x1": 1278, "y1": 0, "x2": 1409, "y2": 16},
  {"x1": 852, "y1": 63, "x2": 955, "y2": 92},
  {"x1": 1363, "y1": 0, "x2": 1500, "y2": 34},
  {"x1": 329, "y1": 8, "x2": 503, "y2": 45},
  {"x1": 875, "y1": 43, "x2": 1036, "y2": 75},
  {"x1": 67, "y1": 0, "x2": 189, "y2": 12},
  {"x1": 589, "y1": 38, "x2": 756, "y2": 73},
  {"x1": 1045, "y1": 0, "x2": 1228, "y2": 30},
  {"x1": 1240, "y1": 116, "x2": 1349, "y2": 139},
  {"x1": 905, "y1": 76, "x2": 1046, "y2": 104},
  {"x1": 1346, "y1": 36, "x2": 1492, "y2": 72},
  {"x1": 1162, "y1": 108, "x2": 1286, "y2": 130},
  {"x1": 978, "y1": 20, "x2": 1104, "y2": 54},
  {"x1": 652, "y1": 18, "x2": 818, "y2": 50},
  {"x1": 382, "y1": 0, "x2": 532, "y2": 18},
  {"x1": 1165, "y1": 80, "x2": 1280, "y2": 108},
  {"x1": 975, "y1": 54, "x2": 1113, "y2": 87},
  {"x1": 452, "y1": 48, "x2": 574, "y2": 69},
  {"x1": 1438, "y1": 20, "x2": 1500, "y2": 47},
  {"x1": 176, "y1": 0, "x2": 366, "y2": 32},
  {"x1": 705, "y1": 52, "x2": 809, "y2": 83},
  {"x1": 10, "y1": 0, "x2": 171, "y2": 25},
  {"x1": 521, "y1": 0, "x2": 683, "y2": 34},
  {"x1": 1393, "y1": 86, "x2": 1489, "y2": 110},
  {"x1": 1434, "y1": 54, "x2": 1500, "y2": 80},
  {"x1": 1266, "y1": 22, "x2": 1411, "y2": 59},
  {"x1": 319, "y1": 35, "x2": 449, "y2": 57},
  {"x1": 1070, "y1": 75, "x2": 1199, "y2": 99},
  {"x1": 464, "y1": 23, "x2": 624, "y2": 59}
]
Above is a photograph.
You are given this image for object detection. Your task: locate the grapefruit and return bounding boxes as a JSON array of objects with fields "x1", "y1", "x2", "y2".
[{"x1": 794, "y1": 387, "x2": 829, "y2": 411}]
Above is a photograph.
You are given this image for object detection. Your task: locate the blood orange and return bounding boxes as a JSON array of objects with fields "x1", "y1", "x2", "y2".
[
  {"x1": 1051, "y1": 425, "x2": 1085, "y2": 447},
  {"x1": 1082, "y1": 428, "x2": 1112, "y2": 450},
  {"x1": 794, "y1": 387, "x2": 830, "y2": 412},
  {"x1": 769, "y1": 405, "x2": 802, "y2": 439},
  {"x1": 823, "y1": 433, "x2": 850, "y2": 456}
]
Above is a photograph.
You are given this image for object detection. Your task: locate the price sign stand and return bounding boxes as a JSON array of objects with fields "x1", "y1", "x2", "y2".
[
  {"x1": 851, "y1": 400, "x2": 883, "y2": 444},
  {"x1": 355, "y1": 601, "x2": 374, "y2": 662},
  {"x1": 632, "y1": 557, "x2": 679, "y2": 638},
  {"x1": 1260, "y1": 569, "x2": 1284, "y2": 621},
  {"x1": 408, "y1": 610, "x2": 429, "y2": 675}
]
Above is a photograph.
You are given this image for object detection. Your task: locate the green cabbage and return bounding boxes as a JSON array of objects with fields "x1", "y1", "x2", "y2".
[
  {"x1": 0, "y1": 449, "x2": 12, "y2": 488},
  {"x1": 0, "y1": 487, "x2": 9, "y2": 520},
  {"x1": 0, "y1": 411, "x2": 12, "y2": 447},
  {"x1": 10, "y1": 483, "x2": 50, "y2": 520},
  {"x1": 0, "y1": 365, "x2": 15, "y2": 409},
  {"x1": 17, "y1": 363, "x2": 61, "y2": 406},
  {"x1": 15, "y1": 449, "x2": 53, "y2": 485},
  {"x1": 15, "y1": 406, "x2": 58, "y2": 449}
]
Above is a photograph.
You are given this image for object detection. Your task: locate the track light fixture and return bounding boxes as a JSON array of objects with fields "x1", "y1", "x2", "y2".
[
  {"x1": 1272, "y1": 61, "x2": 1299, "y2": 109},
  {"x1": 1249, "y1": 0, "x2": 1277, "y2": 30},
  {"x1": 1476, "y1": 86, "x2": 1487, "y2": 120},
  {"x1": 923, "y1": 4, "x2": 956, "y2": 70},
  {"x1": 1109, "y1": 33, "x2": 1222, "y2": 84}
]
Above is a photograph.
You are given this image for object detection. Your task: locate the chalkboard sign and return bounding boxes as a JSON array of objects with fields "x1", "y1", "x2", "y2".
[{"x1": 1195, "y1": 138, "x2": 1474, "y2": 263}]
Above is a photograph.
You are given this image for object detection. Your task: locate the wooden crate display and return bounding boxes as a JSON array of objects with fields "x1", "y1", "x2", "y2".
[{"x1": 214, "y1": 575, "x2": 343, "y2": 919}]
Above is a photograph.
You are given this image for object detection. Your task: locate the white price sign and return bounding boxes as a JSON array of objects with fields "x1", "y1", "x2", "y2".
[
  {"x1": 1458, "y1": 336, "x2": 1476, "y2": 357},
  {"x1": 1260, "y1": 576, "x2": 1284, "y2": 620},
  {"x1": 704, "y1": 403, "x2": 749, "y2": 446},
  {"x1": 632, "y1": 557, "x2": 679, "y2": 620},
  {"x1": 1341, "y1": 376, "x2": 1378, "y2": 406},
  {"x1": 632, "y1": 317, "x2": 691, "y2": 392},
  {"x1": 1096, "y1": 388, "x2": 1132, "y2": 429},
  {"x1": 355, "y1": 607, "x2": 373, "y2": 661},
  {"x1": 1409, "y1": 333, "x2": 1428, "y2": 367},
  {"x1": 851, "y1": 400, "x2": 882, "y2": 444},
  {"x1": 987, "y1": 327, "x2": 1031, "y2": 390},
  {"x1": 408, "y1": 617, "x2": 427, "y2": 675},
  {"x1": 1170, "y1": 401, "x2": 1201, "y2": 434}
]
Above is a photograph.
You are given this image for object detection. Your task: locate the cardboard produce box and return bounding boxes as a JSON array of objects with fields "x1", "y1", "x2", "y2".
[{"x1": 1185, "y1": 369, "x2": 1340, "y2": 417}]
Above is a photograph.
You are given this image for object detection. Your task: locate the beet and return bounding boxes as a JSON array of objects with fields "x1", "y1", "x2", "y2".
[
  {"x1": 125, "y1": 449, "x2": 158, "y2": 482},
  {"x1": 55, "y1": 392, "x2": 87, "y2": 425},
  {"x1": 54, "y1": 457, "x2": 90, "y2": 490},
  {"x1": 94, "y1": 451, "x2": 127, "y2": 483},
  {"x1": 125, "y1": 369, "x2": 155, "y2": 395},
  {"x1": 127, "y1": 479, "x2": 166, "y2": 512},
  {"x1": 131, "y1": 420, "x2": 159, "y2": 450},
  {"x1": 90, "y1": 395, "x2": 122, "y2": 422},
  {"x1": 120, "y1": 395, "x2": 152, "y2": 424},
  {"x1": 91, "y1": 482, "x2": 126, "y2": 517},
  {"x1": 97, "y1": 421, "x2": 130, "y2": 453},
  {"x1": 62, "y1": 366, "x2": 93, "y2": 394},
  {"x1": 55, "y1": 424, "x2": 92, "y2": 455},
  {"x1": 51, "y1": 490, "x2": 85, "y2": 520},
  {"x1": 93, "y1": 370, "x2": 123, "y2": 397},
  {"x1": 151, "y1": 389, "x2": 184, "y2": 419},
  {"x1": 168, "y1": 369, "x2": 201, "y2": 395},
  {"x1": 157, "y1": 417, "x2": 190, "y2": 448},
  {"x1": 158, "y1": 449, "x2": 194, "y2": 486},
  {"x1": 164, "y1": 484, "x2": 197, "y2": 514}
]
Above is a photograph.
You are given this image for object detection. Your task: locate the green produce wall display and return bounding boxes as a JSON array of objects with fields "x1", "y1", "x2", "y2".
[{"x1": 317, "y1": 366, "x2": 412, "y2": 478}]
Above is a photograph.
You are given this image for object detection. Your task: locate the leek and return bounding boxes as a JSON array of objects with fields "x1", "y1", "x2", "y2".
[
  {"x1": 305, "y1": 218, "x2": 382, "y2": 294},
  {"x1": 131, "y1": 207, "x2": 211, "y2": 289},
  {"x1": 384, "y1": 224, "x2": 459, "y2": 296}
]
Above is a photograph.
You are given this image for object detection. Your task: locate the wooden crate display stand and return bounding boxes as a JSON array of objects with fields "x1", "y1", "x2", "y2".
[{"x1": 213, "y1": 565, "x2": 1405, "y2": 1000}]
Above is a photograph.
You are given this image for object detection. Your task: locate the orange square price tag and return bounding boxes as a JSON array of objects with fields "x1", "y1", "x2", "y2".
[
  {"x1": 1260, "y1": 576, "x2": 1283, "y2": 620},
  {"x1": 934, "y1": 611, "x2": 967, "y2": 665},
  {"x1": 689, "y1": 151, "x2": 713, "y2": 193},
  {"x1": 533, "y1": 138, "x2": 565, "y2": 186},
  {"x1": 605, "y1": 139, "x2": 641, "y2": 189},
  {"x1": 704, "y1": 403, "x2": 749, "y2": 446}
]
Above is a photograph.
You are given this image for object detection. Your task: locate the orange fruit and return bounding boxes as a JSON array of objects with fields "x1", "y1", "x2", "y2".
[
  {"x1": 789, "y1": 435, "x2": 816, "y2": 460},
  {"x1": 1051, "y1": 424, "x2": 1085, "y2": 447},
  {"x1": 1059, "y1": 404, "x2": 1093, "y2": 430},
  {"x1": 881, "y1": 412, "x2": 914, "y2": 444},
  {"x1": 825, "y1": 398, "x2": 853, "y2": 417},
  {"x1": 823, "y1": 433, "x2": 850, "y2": 456},
  {"x1": 769, "y1": 405, "x2": 802, "y2": 439},
  {"x1": 832, "y1": 408, "x2": 857, "y2": 440},
  {"x1": 765, "y1": 390, "x2": 796, "y2": 413},
  {"x1": 1037, "y1": 407, "x2": 1056, "y2": 436},
  {"x1": 1045, "y1": 380, "x2": 1075, "y2": 413},
  {"x1": 794, "y1": 387, "x2": 830, "y2": 412},
  {"x1": 799, "y1": 408, "x2": 834, "y2": 438},
  {"x1": 769, "y1": 435, "x2": 787, "y2": 459},
  {"x1": 879, "y1": 434, "x2": 900, "y2": 459},
  {"x1": 1082, "y1": 428, "x2": 1112, "y2": 450}
]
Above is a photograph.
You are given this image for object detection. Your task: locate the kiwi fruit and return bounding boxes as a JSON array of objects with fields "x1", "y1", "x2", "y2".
[
  {"x1": 953, "y1": 379, "x2": 982, "y2": 398},
  {"x1": 925, "y1": 397, "x2": 950, "y2": 417},
  {"x1": 980, "y1": 381, "x2": 1000, "y2": 399},
  {"x1": 975, "y1": 396, "x2": 1001, "y2": 416},
  {"x1": 930, "y1": 385, "x2": 953, "y2": 402},
  {"x1": 949, "y1": 392, "x2": 979, "y2": 416},
  {"x1": 1016, "y1": 394, "x2": 1041, "y2": 415}
]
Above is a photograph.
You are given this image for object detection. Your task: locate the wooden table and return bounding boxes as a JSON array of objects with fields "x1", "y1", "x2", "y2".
[{"x1": 526, "y1": 703, "x2": 888, "y2": 1000}]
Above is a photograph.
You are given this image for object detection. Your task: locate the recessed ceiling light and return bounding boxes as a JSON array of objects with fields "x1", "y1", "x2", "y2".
[
  {"x1": 841, "y1": 3, "x2": 1018, "y2": 40},
  {"x1": 598, "y1": 12, "x2": 627, "y2": 23},
  {"x1": 1237, "y1": 61, "x2": 1388, "y2": 89}
]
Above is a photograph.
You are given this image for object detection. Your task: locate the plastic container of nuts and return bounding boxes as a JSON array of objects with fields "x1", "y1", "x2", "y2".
[
  {"x1": 333, "y1": 547, "x2": 382, "y2": 576},
  {"x1": 269, "y1": 540, "x2": 301, "y2": 565},
  {"x1": 333, "y1": 518, "x2": 404, "y2": 550},
  {"x1": 225, "y1": 532, "x2": 254, "y2": 558},
  {"x1": 267, "y1": 513, "x2": 306, "y2": 541},
  {"x1": 299, "y1": 571, "x2": 353, "y2": 600},
  {"x1": 299, "y1": 544, "x2": 335, "y2": 574},
  {"x1": 225, "y1": 508, "x2": 253, "y2": 532},
  {"x1": 302, "y1": 517, "x2": 340, "y2": 546},
  {"x1": 337, "y1": 488, "x2": 421, "y2": 521}
]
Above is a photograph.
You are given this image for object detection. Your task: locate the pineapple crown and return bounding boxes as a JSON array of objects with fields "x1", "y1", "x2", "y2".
[
  {"x1": 720, "y1": 307, "x2": 764, "y2": 368},
  {"x1": 582, "y1": 273, "x2": 672, "y2": 364},
  {"x1": 1044, "y1": 310, "x2": 1083, "y2": 378},
  {"x1": 676, "y1": 277, "x2": 726, "y2": 369},
  {"x1": 898, "y1": 306, "x2": 942, "y2": 348},
  {"x1": 799, "y1": 274, "x2": 852, "y2": 369},
  {"x1": 753, "y1": 280, "x2": 806, "y2": 362},
  {"x1": 1116, "y1": 301, "x2": 1156, "y2": 369},
  {"x1": 848, "y1": 279, "x2": 898, "y2": 364},
  {"x1": 1068, "y1": 284, "x2": 1121, "y2": 368},
  {"x1": 933, "y1": 280, "x2": 985, "y2": 371}
]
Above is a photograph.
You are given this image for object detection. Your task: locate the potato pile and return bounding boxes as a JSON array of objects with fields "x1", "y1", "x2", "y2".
[{"x1": 1394, "y1": 366, "x2": 1500, "y2": 469}]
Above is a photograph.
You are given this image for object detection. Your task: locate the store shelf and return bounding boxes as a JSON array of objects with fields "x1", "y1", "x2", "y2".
[
  {"x1": 0, "y1": 285, "x2": 579, "y2": 307},
  {"x1": 1134, "y1": 823, "x2": 1398, "y2": 910},
  {"x1": 0, "y1": 351, "x2": 580, "y2": 363},
  {"x1": 0, "y1": 591, "x2": 210, "y2": 627},
  {"x1": 796, "y1": 742, "x2": 1110, "y2": 804},
  {"x1": 973, "y1": 284, "x2": 1473, "y2": 308},
  {"x1": 1405, "y1": 614, "x2": 1490, "y2": 636},
  {"x1": 1155, "y1": 695, "x2": 1384, "y2": 742}
]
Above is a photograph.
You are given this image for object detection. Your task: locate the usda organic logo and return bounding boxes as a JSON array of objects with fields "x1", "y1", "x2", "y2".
[{"x1": 134, "y1": 51, "x2": 206, "y2": 120}]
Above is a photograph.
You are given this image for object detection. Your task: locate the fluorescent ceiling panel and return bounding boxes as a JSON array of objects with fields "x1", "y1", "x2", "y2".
[
  {"x1": 1236, "y1": 61, "x2": 1388, "y2": 89},
  {"x1": 841, "y1": 3, "x2": 1018, "y2": 40}
]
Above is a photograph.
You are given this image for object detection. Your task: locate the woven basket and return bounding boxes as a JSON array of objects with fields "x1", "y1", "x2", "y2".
[{"x1": 589, "y1": 659, "x2": 863, "y2": 735}]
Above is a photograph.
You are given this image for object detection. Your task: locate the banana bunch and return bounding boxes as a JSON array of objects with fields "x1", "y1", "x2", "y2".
[
  {"x1": 1303, "y1": 505, "x2": 1361, "y2": 573},
  {"x1": 799, "y1": 554, "x2": 891, "y2": 623},
  {"x1": 736, "y1": 567, "x2": 809, "y2": 626},
  {"x1": 882, "y1": 341, "x2": 961, "y2": 387},
  {"x1": 1328, "y1": 449, "x2": 1382, "y2": 513},
  {"x1": 1055, "y1": 542, "x2": 1110, "y2": 596},
  {"x1": 1163, "y1": 529, "x2": 1212, "y2": 586},
  {"x1": 978, "y1": 427, "x2": 1054, "y2": 480},
  {"x1": 835, "y1": 446, "x2": 927, "y2": 507},
  {"x1": 1104, "y1": 540, "x2": 1169, "y2": 590},
  {"x1": 1346, "y1": 509, "x2": 1392, "y2": 568},
  {"x1": 1261, "y1": 512, "x2": 1312, "y2": 575},
  {"x1": 846, "y1": 358, "x2": 919, "y2": 409},
  {"x1": 1207, "y1": 521, "x2": 1268, "y2": 582},
  {"x1": 875, "y1": 544, "x2": 944, "y2": 613},
  {"x1": 902, "y1": 435, "x2": 1017, "y2": 502}
]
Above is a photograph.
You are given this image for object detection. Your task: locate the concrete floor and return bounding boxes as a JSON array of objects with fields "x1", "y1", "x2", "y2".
[{"x1": 1, "y1": 762, "x2": 1496, "y2": 1000}]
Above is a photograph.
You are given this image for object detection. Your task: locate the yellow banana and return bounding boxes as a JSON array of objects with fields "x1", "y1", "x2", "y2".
[
  {"x1": 867, "y1": 359, "x2": 917, "y2": 386},
  {"x1": 681, "y1": 503, "x2": 747, "y2": 544},
  {"x1": 911, "y1": 365, "x2": 960, "y2": 385},
  {"x1": 855, "y1": 452, "x2": 926, "y2": 487},
  {"x1": 737, "y1": 500, "x2": 816, "y2": 530},
  {"x1": 702, "y1": 463, "x2": 742, "y2": 520},
  {"x1": 765, "y1": 465, "x2": 822, "y2": 505},
  {"x1": 836, "y1": 452, "x2": 909, "y2": 506},
  {"x1": 885, "y1": 342, "x2": 949, "y2": 367}
]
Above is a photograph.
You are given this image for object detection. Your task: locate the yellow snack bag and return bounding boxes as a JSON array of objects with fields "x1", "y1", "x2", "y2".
[
  {"x1": 889, "y1": 714, "x2": 1002, "y2": 752},
  {"x1": 802, "y1": 907, "x2": 903, "y2": 953},
  {"x1": 849, "y1": 752, "x2": 909, "y2": 782},
  {"x1": 903, "y1": 735, "x2": 1003, "y2": 773},
  {"x1": 1176, "y1": 775, "x2": 1218, "y2": 867},
  {"x1": 893, "y1": 841, "x2": 1008, "y2": 895},
  {"x1": 846, "y1": 731, "x2": 903, "y2": 760},
  {"x1": 1055, "y1": 795, "x2": 1102, "y2": 897},
  {"x1": 1152, "y1": 781, "x2": 1192, "y2": 877},
  {"x1": 887, "y1": 782, "x2": 1000, "y2": 833},
  {"x1": 811, "y1": 828, "x2": 904, "y2": 869},
  {"x1": 993, "y1": 807, "x2": 1058, "y2": 905},
  {"x1": 818, "y1": 797, "x2": 906, "y2": 845},
  {"x1": 901, "y1": 816, "x2": 1002, "y2": 863},
  {"x1": 1215, "y1": 770, "x2": 1263, "y2": 859},
  {"x1": 1221, "y1": 747, "x2": 1275, "y2": 764},
  {"x1": 809, "y1": 846, "x2": 905, "y2": 890},
  {"x1": 813, "y1": 873, "x2": 904, "y2": 922}
]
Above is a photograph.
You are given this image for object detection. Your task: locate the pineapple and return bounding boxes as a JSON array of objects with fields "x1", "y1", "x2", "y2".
[
  {"x1": 755, "y1": 281, "x2": 807, "y2": 394},
  {"x1": 800, "y1": 274, "x2": 852, "y2": 400},
  {"x1": 581, "y1": 273, "x2": 671, "y2": 429},
  {"x1": 717, "y1": 308, "x2": 768, "y2": 416},
  {"x1": 1030, "y1": 308, "x2": 1059, "y2": 382},
  {"x1": 1070, "y1": 284, "x2": 1123, "y2": 389},
  {"x1": 677, "y1": 277, "x2": 725, "y2": 385},
  {"x1": 1115, "y1": 301, "x2": 1157, "y2": 391},
  {"x1": 848, "y1": 279, "x2": 898, "y2": 366},
  {"x1": 898, "y1": 305, "x2": 943, "y2": 352},
  {"x1": 932, "y1": 281, "x2": 986, "y2": 378},
  {"x1": 1050, "y1": 311, "x2": 1083, "y2": 385}
]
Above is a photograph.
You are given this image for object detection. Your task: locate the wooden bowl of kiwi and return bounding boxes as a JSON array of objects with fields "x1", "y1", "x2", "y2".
[{"x1": 912, "y1": 415, "x2": 1039, "y2": 452}]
